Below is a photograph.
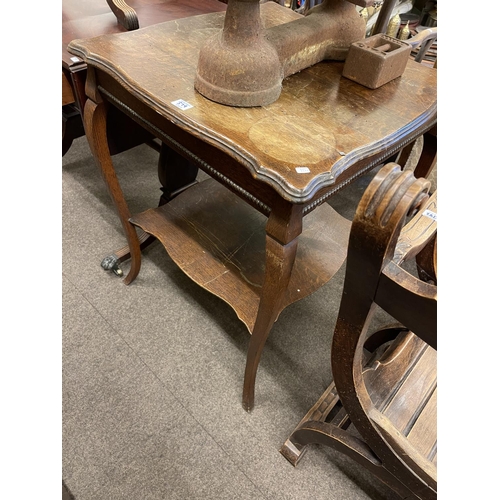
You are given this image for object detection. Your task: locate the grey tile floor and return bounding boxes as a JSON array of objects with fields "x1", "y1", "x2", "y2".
[{"x1": 62, "y1": 135, "x2": 406, "y2": 500}]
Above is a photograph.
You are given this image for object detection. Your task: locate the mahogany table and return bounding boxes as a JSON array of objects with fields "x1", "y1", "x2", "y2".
[{"x1": 68, "y1": 1, "x2": 437, "y2": 411}]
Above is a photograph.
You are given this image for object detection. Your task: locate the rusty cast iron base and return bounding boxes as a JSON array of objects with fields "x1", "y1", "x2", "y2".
[{"x1": 195, "y1": 0, "x2": 371, "y2": 107}]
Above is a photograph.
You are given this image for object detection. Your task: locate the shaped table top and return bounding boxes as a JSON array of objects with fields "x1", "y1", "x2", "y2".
[{"x1": 69, "y1": 2, "x2": 437, "y2": 203}]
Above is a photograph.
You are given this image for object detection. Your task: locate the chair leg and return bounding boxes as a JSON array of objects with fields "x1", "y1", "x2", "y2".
[
  {"x1": 288, "y1": 421, "x2": 419, "y2": 499},
  {"x1": 280, "y1": 380, "x2": 341, "y2": 464}
]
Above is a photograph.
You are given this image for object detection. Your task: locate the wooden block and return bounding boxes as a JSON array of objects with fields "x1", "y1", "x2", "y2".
[{"x1": 342, "y1": 34, "x2": 412, "y2": 89}]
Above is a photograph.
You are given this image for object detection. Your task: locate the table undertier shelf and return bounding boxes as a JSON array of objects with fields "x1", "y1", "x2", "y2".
[{"x1": 130, "y1": 178, "x2": 351, "y2": 333}]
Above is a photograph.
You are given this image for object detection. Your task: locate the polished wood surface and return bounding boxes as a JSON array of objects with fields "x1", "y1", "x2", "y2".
[
  {"x1": 62, "y1": 0, "x2": 227, "y2": 155},
  {"x1": 68, "y1": 2, "x2": 437, "y2": 203},
  {"x1": 281, "y1": 163, "x2": 437, "y2": 499},
  {"x1": 68, "y1": 3, "x2": 436, "y2": 411},
  {"x1": 62, "y1": 0, "x2": 227, "y2": 68}
]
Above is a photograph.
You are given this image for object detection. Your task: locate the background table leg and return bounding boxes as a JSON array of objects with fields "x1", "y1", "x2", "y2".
[
  {"x1": 157, "y1": 143, "x2": 199, "y2": 205},
  {"x1": 413, "y1": 127, "x2": 437, "y2": 179}
]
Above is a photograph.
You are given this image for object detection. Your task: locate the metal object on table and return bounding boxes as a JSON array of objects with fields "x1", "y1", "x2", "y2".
[
  {"x1": 371, "y1": 0, "x2": 397, "y2": 35},
  {"x1": 194, "y1": 0, "x2": 372, "y2": 107},
  {"x1": 386, "y1": 13, "x2": 400, "y2": 37},
  {"x1": 342, "y1": 33, "x2": 411, "y2": 89},
  {"x1": 360, "y1": 7, "x2": 369, "y2": 23},
  {"x1": 399, "y1": 21, "x2": 410, "y2": 40},
  {"x1": 420, "y1": 1, "x2": 437, "y2": 27},
  {"x1": 422, "y1": 9, "x2": 437, "y2": 27}
]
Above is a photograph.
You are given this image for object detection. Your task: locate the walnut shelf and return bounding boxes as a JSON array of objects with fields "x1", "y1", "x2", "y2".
[{"x1": 130, "y1": 178, "x2": 351, "y2": 332}]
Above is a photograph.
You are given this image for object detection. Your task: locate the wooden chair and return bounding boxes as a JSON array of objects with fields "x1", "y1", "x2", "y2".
[{"x1": 280, "y1": 162, "x2": 437, "y2": 499}]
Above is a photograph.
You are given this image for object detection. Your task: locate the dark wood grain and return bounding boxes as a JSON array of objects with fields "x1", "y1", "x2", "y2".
[{"x1": 62, "y1": 71, "x2": 75, "y2": 105}]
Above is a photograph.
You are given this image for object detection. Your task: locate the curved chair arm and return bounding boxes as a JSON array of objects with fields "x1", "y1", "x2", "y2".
[
  {"x1": 332, "y1": 163, "x2": 436, "y2": 496},
  {"x1": 282, "y1": 163, "x2": 437, "y2": 499}
]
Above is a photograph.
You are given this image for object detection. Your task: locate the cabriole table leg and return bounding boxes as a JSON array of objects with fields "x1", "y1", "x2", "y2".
[
  {"x1": 83, "y1": 68, "x2": 142, "y2": 285},
  {"x1": 242, "y1": 203, "x2": 303, "y2": 412}
]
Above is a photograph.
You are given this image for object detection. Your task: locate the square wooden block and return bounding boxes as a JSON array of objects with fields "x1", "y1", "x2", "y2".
[{"x1": 342, "y1": 34, "x2": 412, "y2": 89}]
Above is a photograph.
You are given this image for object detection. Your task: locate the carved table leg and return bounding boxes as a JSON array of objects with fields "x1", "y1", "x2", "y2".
[
  {"x1": 242, "y1": 203, "x2": 303, "y2": 412},
  {"x1": 83, "y1": 68, "x2": 142, "y2": 285},
  {"x1": 102, "y1": 142, "x2": 200, "y2": 275}
]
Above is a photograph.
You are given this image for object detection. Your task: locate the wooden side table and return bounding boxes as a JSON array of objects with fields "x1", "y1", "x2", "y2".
[{"x1": 68, "y1": 1, "x2": 437, "y2": 411}]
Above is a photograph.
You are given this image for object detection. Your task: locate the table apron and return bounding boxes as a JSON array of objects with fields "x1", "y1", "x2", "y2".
[{"x1": 95, "y1": 72, "x2": 436, "y2": 219}]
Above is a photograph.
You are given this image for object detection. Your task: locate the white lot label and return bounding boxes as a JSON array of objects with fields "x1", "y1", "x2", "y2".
[
  {"x1": 171, "y1": 99, "x2": 193, "y2": 110},
  {"x1": 295, "y1": 166, "x2": 310, "y2": 174},
  {"x1": 423, "y1": 209, "x2": 437, "y2": 221}
]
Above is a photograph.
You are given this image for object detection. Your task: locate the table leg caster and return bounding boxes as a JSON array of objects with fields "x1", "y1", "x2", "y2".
[{"x1": 101, "y1": 255, "x2": 123, "y2": 276}]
